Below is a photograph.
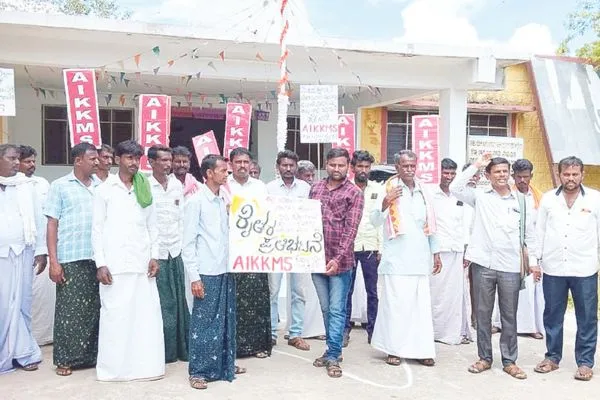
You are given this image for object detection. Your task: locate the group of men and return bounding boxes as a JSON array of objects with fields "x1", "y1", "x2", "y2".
[{"x1": 0, "y1": 140, "x2": 597, "y2": 388}]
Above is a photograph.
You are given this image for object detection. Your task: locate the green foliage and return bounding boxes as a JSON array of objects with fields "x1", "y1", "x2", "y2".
[
  {"x1": 559, "y1": 0, "x2": 600, "y2": 68},
  {"x1": 54, "y1": 0, "x2": 132, "y2": 19}
]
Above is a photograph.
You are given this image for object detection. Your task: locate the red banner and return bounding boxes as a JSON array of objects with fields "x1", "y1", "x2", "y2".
[
  {"x1": 336, "y1": 114, "x2": 356, "y2": 180},
  {"x1": 412, "y1": 115, "x2": 440, "y2": 184},
  {"x1": 192, "y1": 131, "x2": 220, "y2": 165},
  {"x1": 222, "y1": 103, "x2": 252, "y2": 158},
  {"x1": 138, "y1": 95, "x2": 171, "y2": 172},
  {"x1": 63, "y1": 69, "x2": 101, "y2": 147}
]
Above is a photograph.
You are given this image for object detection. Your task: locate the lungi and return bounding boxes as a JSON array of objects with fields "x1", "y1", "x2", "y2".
[
  {"x1": 235, "y1": 273, "x2": 272, "y2": 357},
  {"x1": 31, "y1": 259, "x2": 55, "y2": 345}
]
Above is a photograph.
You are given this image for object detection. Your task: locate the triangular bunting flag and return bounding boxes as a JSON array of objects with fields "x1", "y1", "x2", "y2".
[
  {"x1": 119, "y1": 94, "x2": 126, "y2": 106},
  {"x1": 153, "y1": 67, "x2": 160, "y2": 75},
  {"x1": 167, "y1": 60, "x2": 175, "y2": 67},
  {"x1": 195, "y1": 72, "x2": 202, "y2": 79},
  {"x1": 218, "y1": 51, "x2": 225, "y2": 61},
  {"x1": 134, "y1": 54, "x2": 141, "y2": 67},
  {"x1": 120, "y1": 72, "x2": 125, "y2": 83},
  {"x1": 105, "y1": 94, "x2": 112, "y2": 105},
  {"x1": 152, "y1": 46, "x2": 160, "y2": 56},
  {"x1": 256, "y1": 52, "x2": 265, "y2": 61},
  {"x1": 185, "y1": 75, "x2": 192, "y2": 85},
  {"x1": 207, "y1": 61, "x2": 217, "y2": 72},
  {"x1": 124, "y1": 79, "x2": 130, "y2": 87},
  {"x1": 177, "y1": 101, "x2": 181, "y2": 108}
]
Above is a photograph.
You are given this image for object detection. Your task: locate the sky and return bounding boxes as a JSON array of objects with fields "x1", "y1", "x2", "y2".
[{"x1": 113, "y1": 0, "x2": 594, "y2": 55}]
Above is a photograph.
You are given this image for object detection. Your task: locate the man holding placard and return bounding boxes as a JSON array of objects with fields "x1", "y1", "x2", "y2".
[
  {"x1": 266, "y1": 150, "x2": 312, "y2": 351},
  {"x1": 309, "y1": 148, "x2": 364, "y2": 378}
]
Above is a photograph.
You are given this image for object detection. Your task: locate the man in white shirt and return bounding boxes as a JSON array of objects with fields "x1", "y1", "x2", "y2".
[
  {"x1": 18, "y1": 145, "x2": 54, "y2": 347},
  {"x1": 148, "y1": 146, "x2": 188, "y2": 364},
  {"x1": 451, "y1": 153, "x2": 537, "y2": 380},
  {"x1": 297, "y1": 160, "x2": 316, "y2": 186},
  {"x1": 430, "y1": 158, "x2": 472, "y2": 345},
  {"x1": 534, "y1": 156, "x2": 599, "y2": 382},
  {"x1": 182, "y1": 154, "x2": 244, "y2": 390},
  {"x1": 344, "y1": 150, "x2": 383, "y2": 346},
  {"x1": 0, "y1": 144, "x2": 47, "y2": 374},
  {"x1": 225, "y1": 147, "x2": 272, "y2": 359},
  {"x1": 172, "y1": 146, "x2": 201, "y2": 199},
  {"x1": 266, "y1": 150, "x2": 312, "y2": 351},
  {"x1": 92, "y1": 140, "x2": 164, "y2": 382}
]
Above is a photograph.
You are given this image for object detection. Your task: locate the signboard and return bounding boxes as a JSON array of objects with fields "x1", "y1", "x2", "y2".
[
  {"x1": 467, "y1": 136, "x2": 524, "y2": 187},
  {"x1": 0, "y1": 68, "x2": 15, "y2": 116},
  {"x1": 222, "y1": 102, "x2": 252, "y2": 158},
  {"x1": 300, "y1": 85, "x2": 338, "y2": 143},
  {"x1": 192, "y1": 130, "x2": 220, "y2": 164},
  {"x1": 228, "y1": 195, "x2": 326, "y2": 273},
  {"x1": 412, "y1": 115, "x2": 440, "y2": 184},
  {"x1": 63, "y1": 69, "x2": 101, "y2": 147},
  {"x1": 336, "y1": 114, "x2": 356, "y2": 180},
  {"x1": 138, "y1": 95, "x2": 171, "y2": 172},
  {"x1": 255, "y1": 110, "x2": 270, "y2": 121}
]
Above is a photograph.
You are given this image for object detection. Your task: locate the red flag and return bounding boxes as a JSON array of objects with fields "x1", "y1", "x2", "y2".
[
  {"x1": 138, "y1": 95, "x2": 172, "y2": 172},
  {"x1": 63, "y1": 69, "x2": 101, "y2": 147}
]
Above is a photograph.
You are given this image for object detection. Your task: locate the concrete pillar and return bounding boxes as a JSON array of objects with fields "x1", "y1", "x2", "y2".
[
  {"x1": 0, "y1": 116, "x2": 6, "y2": 144},
  {"x1": 439, "y1": 89, "x2": 468, "y2": 165}
]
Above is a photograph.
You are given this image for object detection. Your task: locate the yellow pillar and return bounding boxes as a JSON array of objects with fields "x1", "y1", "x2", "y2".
[{"x1": 0, "y1": 116, "x2": 6, "y2": 144}]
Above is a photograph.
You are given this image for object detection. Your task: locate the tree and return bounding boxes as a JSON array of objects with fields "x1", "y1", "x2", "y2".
[
  {"x1": 0, "y1": 0, "x2": 131, "y2": 19},
  {"x1": 557, "y1": 0, "x2": 600, "y2": 68}
]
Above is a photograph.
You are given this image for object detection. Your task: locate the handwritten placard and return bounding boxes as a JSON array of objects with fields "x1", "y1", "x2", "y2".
[
  {"x1": 467, "y1": 136, "x2": 524, "y2": 187},
  {"x1": 228, "y1": 195, "x2": 326, "y2": 273},
  {"x1": 300, "y1": 85, "x2": 339, "y2": 143},
  {"x1": 0, "y1": 68, "x2": 16, "y2": 116}
]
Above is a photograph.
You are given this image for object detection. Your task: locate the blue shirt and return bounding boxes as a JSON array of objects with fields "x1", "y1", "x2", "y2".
[
  {"x1": 44, "y1": 172, "x2": 102, "y2": 263},
  {"x1": 182, "y1": 183, "x2": 229, "y2": 281}
]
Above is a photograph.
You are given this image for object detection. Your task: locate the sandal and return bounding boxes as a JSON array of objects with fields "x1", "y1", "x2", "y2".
[
  {"x1": 385, "y1": 355, "x2": 402, "y2": 366},
  {"x1": 491, "y1": 326, "x2": 501, "y2": 334},
  {"x1": 313, "y1": 354, "x2": 343, "y2": 368},
  {"x1": 288, "y1": 337, "x2": 311, "y2": 351},
  {"x1": 325, "y1": 360, "x2": 342, "y2": 378},
  {"x1": 461, "y1": 336, "x2": 472, "y2": 344},
  {"x1": 235, "y1": 365, "x2": 246, "y2": 374},
  {"x1": 534, "y1": 359, "x2": 559, "y2": 374},
  {"x1": 21, "y1": 363, "x2": 39, "y2": 372},
  {"x1": 56, "y1": 366, "x2": 72, "y2": 376},
  {"x1": 417, "y1": 358, "x2": 435, "y2": 367},
  {"x1": 574, "y1": 366, "x2": 593, "y2": 381},
  {"x1": 189, "y1": 376, "x2": 208, "y2": 390},
  {"x1": 529, "y1": 332, "x2": 544, "y2": 340},
  {"x1": 255, "y1": 351, "x2": 269, "y2": 359},
  {"x1": 503, "y1": 363, "x2": 527, "y2": 380},
  {"x1": 468, "y1": 359, "x2": 491, "y2": 374}
]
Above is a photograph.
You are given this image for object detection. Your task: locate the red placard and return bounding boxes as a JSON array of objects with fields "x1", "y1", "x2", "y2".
[
  {"x1": 138, "y1": 95, "x2": 171, "y2": 172},
  {"x1": 222, "y1": 103, "x2": 252, "y2": 158},
  {"x1": 63, "y1": 69, "x2": 101, "y2": 147},
  {"x1": 336, "y1": 114, "x2": 356, "y2": 180},
  {"x1": 411, "y1": 115, "x2": 440, "y2": 184},
  {"x1": 192, "y1": 131, "x2": 221, "y2": 165}
]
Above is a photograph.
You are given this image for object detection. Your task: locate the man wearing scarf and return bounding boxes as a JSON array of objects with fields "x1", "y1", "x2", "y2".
[
  {"x1": 92, "y1": 140, "x2": 164, "y2": 381},
  {"x1": 0, "y1": 144, "x2": 47, "y2": 374},
  {"x1": 370, "y1": 150, "x2": 442, "y2": 368}
]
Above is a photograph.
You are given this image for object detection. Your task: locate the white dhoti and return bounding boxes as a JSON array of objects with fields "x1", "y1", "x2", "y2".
[
  {"x1": 0, "y1": 249, "x2": 42, "y2": 374},
  {"x1": 492, "y1": 274, "x2": 544, "y2": 334},
  {"x1": 301, "y1": 279, "x2": 325, "y2": 338},
  {"x1": 31, "y1": 261, "x2": 55, "y2": 345},
  {"x1": 184, "y1": 268, "x2": 194, "y2": 315},
  {"x1": 97, "y1": 273, "x2": 165, "y2": 382},
  {"x1": 371, "y1": 275, "x2": 435, "y2": 359},
  {"x1": 430, "y1": 252, "x2": 470, "y2": 344},
  {"x1": 462, "y1": 266, "x2": 473, "y2": 340}
]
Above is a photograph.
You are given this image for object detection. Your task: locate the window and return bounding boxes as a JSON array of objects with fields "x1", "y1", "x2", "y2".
[
  {"x1": 386, "y1": 110, "x2": 436, "y2": 163},
  {"x1": 286, "y1": 116, "x2": 324, "y2": 168},
  {"x1": 467, "y1": 113, "x2": 509, "y2": 137},
  {"x1": 42, "y1": 105, "x2": 134, "y2": 165}
]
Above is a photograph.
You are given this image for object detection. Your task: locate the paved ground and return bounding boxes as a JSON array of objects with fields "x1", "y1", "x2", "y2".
[{"x1": 2, "y1": 312, "x2": 598, "y2": 400}]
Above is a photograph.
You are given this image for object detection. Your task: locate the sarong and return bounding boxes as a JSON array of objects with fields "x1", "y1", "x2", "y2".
[
  {"x1": 235, "y1": 273, "x2": 272, "y2": 357},
  {"x1": 189, "y1": 273, "x2": 236, "y2": 382},
  {"x1": 157, "y1": 254, "x2": 189, "y2": 362},
  {"x1": 53, "y1": 260, "x2": 100, "y2": 368},
  {"x1": 96, "y1": 273, "x2": 165, "y2": 381},
  {"x1": 0, "y1": 248, "x2": 42, "y2": 374}
]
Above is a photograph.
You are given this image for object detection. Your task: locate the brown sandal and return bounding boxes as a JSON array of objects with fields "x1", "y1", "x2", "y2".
[
  {"x1": 503, "y1": 363, "x2": 527, "y2": 380},
  {"x1": 386, "y1": 355, "x2": 402, "y2": 366},
  {"x1": 529, "y1": 332, "x2": 544, "y2": 340},
  {"x1": 189, "y1": 377, "x2": 208, "y2": 390},
  {"x1": 417, "y1": 358, "x2": 435, "y2": 367},
  {"x1": 468, "y1": 359, "x2": 491, "y2": 374},
  {"x1": 56, "y1": 366, "x2": 72, "y2": 376},
  {"x1": 313, "y1": 354, "x2": 343, "y2": 368},
  {"x1": 534, "y1": 359, "x2": 559, "y2": 374},
  {"x1": 234, "y1": 365, "x2": 246, "y2": 374},
  {"x1": 288, "y1": 337, "x2": 310, "y2": 351},
  {"x1": 574, "y1": 366, "x2": 593, "y2": 381},
  {"x1": 21, "y1": 363, "x2": 39, "y2": 372},
  {"x1": 326, "y1": 361, "x2": 342, "y2": 378},
  {"x1": 255, "y1": 351, "x2": 269, "y2": 359}
]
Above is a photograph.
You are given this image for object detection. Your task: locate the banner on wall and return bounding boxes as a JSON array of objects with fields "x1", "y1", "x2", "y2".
[
  {"x1": 228, "y1": 195, "x2": 326, "y2": 273},
  {"x1": 359, "y1": 107, "x2": 383, "y2": 163},
  {"x1": 138, "y1": 94, "x2": 171, "y2": 172},
  {"x1": 63, "y1": 69, "x2": 101, "y2": 147},
  {"x1": 0, "y1": 68, "x2": 15, "y2": 116},
  {"x1": 192, "y1": 130, "x2": 220, "y2": 164},
  {"x1": 468, "y1": 135, "x2": 524, "y2": 187},
  {"x1": 222, "y1": 102, "x2": 252, "y2": 158},
  {"x1": 411, "y1": 115, "x2": 440, "y2": 184},
  {"x1": 336, "y1": 114, "x2": 356, "y2": 179},
  {"x1": 300, "y1": 85, "x2": 339, "y2": 143}
]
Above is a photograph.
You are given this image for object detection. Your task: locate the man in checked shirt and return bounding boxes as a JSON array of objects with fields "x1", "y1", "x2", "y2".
[{"x1": 309, "y1": 148, "x2": 364, "y2": 378}]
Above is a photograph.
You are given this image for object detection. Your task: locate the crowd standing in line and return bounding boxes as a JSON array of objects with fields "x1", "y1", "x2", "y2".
[{"x1": 0, "y1": 141, "x2": 598, "y2": 388}]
